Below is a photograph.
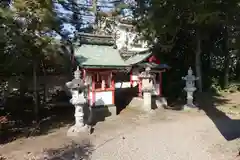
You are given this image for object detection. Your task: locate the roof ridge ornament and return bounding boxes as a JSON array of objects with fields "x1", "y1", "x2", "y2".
[{"x1": 76, "y1": 32, "x2": 115, "y2": 46}]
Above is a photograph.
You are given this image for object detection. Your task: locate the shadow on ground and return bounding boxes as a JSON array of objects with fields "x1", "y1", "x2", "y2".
[
  {"x1": 115, "y1": 86, "x2": 138, "y2": 114},
  {"x1": 196, "y1": 92, "x2": 240, "y2": 141},
  {"x1": 0, "y1": 94, "x2": 74, "y2": 144},
  {"x1": 88, "y1": 105, "x2": 112, "y2": 128},
  {"x1": 41, "y1": 140, "x2": 93, "y2": 160}
]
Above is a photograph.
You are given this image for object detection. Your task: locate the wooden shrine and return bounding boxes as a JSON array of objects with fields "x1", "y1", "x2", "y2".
[
  {"x1": 130, "y1": 55, "x2": 170, "y2": 97},
  {"x1": 72, "y1": 17, "x2": 170, "y2": 115},
  {"x1": 73, "y1": 33, "x2": 129, "y2": 113}
]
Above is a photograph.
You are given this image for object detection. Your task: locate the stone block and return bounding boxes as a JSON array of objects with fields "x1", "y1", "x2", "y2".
[
  {"x1": 154, "y1": 97, "x2": 168, "y2": 109},
  {"x1": 128, "y1": 96, "x2": 168, "y2": 111}
]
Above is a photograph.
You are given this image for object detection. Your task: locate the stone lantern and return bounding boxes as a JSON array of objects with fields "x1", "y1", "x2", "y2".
[
  {"x1": 139, "y1": 67, "x2": 154, "y2": 111},
  {"x1": 182, "y1": 67, "x2": 199, "y2": 109},
  {"x1": 65, "y1": 66, "x2": 88, "y2": 136}
]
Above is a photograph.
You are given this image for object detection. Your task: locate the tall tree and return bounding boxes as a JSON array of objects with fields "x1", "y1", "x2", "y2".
[
  {"x1": 134, "y1": 0, "x2": 240, "y2": 91},
  {"x1": 0, "y1": 0, "x2": 63, "y2": 120}
]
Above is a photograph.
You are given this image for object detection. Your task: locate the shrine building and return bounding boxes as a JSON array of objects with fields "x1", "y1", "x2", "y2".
[{"x1": 73, "y1": 32, "x2": 169, "y2": 115}]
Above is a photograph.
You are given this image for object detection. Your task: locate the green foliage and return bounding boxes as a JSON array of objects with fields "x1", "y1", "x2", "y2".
[
  {"x1": 134, "y1": 0, "x2": 240, "y2": 45},
  {"x1": 0, "y1": 0, "x2": 70, "y2": 76},
  {"x1": 133, "y1": 0, "x2": 240, "y2": 95}
]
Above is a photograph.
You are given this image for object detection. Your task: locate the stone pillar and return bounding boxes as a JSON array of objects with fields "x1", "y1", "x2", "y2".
[
  {"x1": 186, "y1": 91, "x2": 194, "y2": 106},
  {"x1": 143, "y1": 91, "x2": 152, "y2": 111},
  {"x1": 71, "y1": 91, "x2": 86, "y2": 127}
]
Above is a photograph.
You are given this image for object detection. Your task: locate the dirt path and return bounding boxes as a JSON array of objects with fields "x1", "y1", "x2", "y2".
[
  {"x1": 1, "y1": 92, "x2": 240, "y2": 160},
  {"x1": 90, "y1": 112, "x2": 240, "y2": 160},
  {"x1": 1, "y1": 109, "x2": 239, "y2": 160}
]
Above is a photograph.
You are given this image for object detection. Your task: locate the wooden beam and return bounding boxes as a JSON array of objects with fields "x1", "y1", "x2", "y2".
[
  {"x1": 159, "y1": 73, "x2": 162, "y2": 97},
  {"x1": 91, "y1": 75, "x2": 96, "y2": 106},
  {"x1": 111, "y1": 72, "x2": 115, "y2": 104}
]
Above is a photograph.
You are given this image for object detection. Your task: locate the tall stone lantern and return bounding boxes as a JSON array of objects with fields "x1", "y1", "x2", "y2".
[
  {"x1": 65, "y1": 67, "x2": 88, "y2": 136},
  {"x1": 182, "y1": 67, "x2": 199, "y2": 109},
  {"x1": 139, "y1": 67, "x2": 154, "y2": 111}
]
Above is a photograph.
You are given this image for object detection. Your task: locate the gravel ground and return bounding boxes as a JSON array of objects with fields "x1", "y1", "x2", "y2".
[
  {"x1": 89, "y1": 112, "x2": 239, "y2": 160},
  {"x1": 1, "y1": 109, "x2": 240, "y2": 160}
]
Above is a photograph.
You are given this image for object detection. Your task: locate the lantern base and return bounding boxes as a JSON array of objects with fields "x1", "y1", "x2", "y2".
[
  {"x1": 183, "y1": 104, "x2": 197, "y2": 110},
  {"x1": 67, "y1": 125, "x2": 88, "y2": 137}
]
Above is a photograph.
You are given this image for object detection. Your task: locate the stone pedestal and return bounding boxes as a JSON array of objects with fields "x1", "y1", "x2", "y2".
[
  {"x1": 67, "y1": 91, "x2": 88, "y2": 136},
  {"x1": 186, "y1": 90, "x2": 194, "y2": 106},
  {"x1": 143, "y1": 91, "x2": 152, "y2": 111},
  {"x1": 183, "y1": 90, "x2": 197, "y2": 110}
]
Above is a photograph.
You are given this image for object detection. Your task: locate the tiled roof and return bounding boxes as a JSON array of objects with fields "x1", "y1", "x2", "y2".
[
  {"x1": 125, "y1": 52, "x2": 151, "y2": 65},
  {"x1": 74, "y1": 44, "x2": 158, "y2": 68},
  {"x1": 74, "y1": 45, "x2": 128, "y2": 67}
]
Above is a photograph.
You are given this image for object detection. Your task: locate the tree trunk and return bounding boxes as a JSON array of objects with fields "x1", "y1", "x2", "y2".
[
  {"x1": 69, "y1": 41, "x2": 75, "y2": 73},
  {"x1": 223, "y1": 53, "x2": 231, "y2": 88},
  {"x1": 236, "y1": 55, "x2": 240, "y2": 80},
  {"x1": 33, "y1": 61, "x2": 39, "y2": 121},
  {"x1": 223, "y1": 27, "x2": 230, "y2": 89},
  {"x1": 19, "y1": 74, "x2": 26, "y2": 100},
  {"x1": 195, "y1": 30, "x2": 203, "y2": 92},
  {"x1": 41, "y1": 60, "x2": 47, "y2": 106}
]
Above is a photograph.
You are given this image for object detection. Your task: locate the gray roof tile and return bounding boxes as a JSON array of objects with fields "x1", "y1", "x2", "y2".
[
  {"x1": 74, "y1": 45, "x2": 152, "y2": 68},
  {"x1": 74, "y1": 45, "x2": 128, "y2": 67}
]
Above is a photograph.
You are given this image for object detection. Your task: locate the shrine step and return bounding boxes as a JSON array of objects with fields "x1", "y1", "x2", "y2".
[{"x1": 127, "y1": 96, "x2": 168, "y2": 111}]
